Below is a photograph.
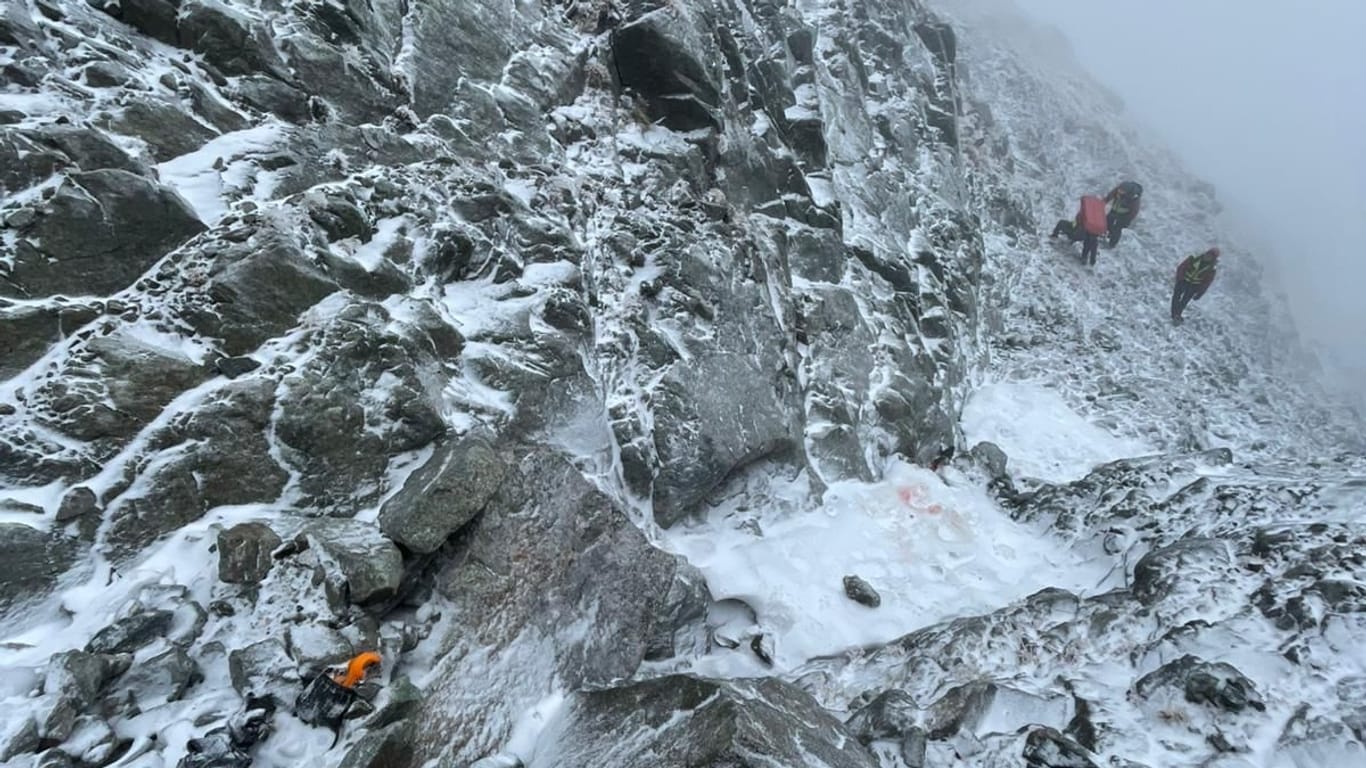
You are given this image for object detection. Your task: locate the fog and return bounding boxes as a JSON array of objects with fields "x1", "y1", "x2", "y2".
[{"x1": 1014, "y1": 0, "x2": 1366, "y2": 382}]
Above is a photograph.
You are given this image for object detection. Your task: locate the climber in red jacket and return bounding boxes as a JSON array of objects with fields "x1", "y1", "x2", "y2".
[{"x1": 1171, "y1": 247, "x2": 1219, "y2": 325}]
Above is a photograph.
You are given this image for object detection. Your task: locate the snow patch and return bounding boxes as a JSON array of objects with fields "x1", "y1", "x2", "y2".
[
  {"x1": 331, "y1": 216, "x2": 407, "y2": 271},
  {"x1": 506, "y1": 689, "x2": 568, "y2": 762},
  {"x1": 662, "y1": 460, "x2": 1107, "y2": 671},
  {"x1": 156, "y1": 123, "x2": 289, "y2": 225},
  {"x1": 962, "y1": 380, "x2": 1151, "y2": 483}
]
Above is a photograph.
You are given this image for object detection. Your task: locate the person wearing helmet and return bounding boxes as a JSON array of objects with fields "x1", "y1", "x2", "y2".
[
  {"x1": 1171, "y1": 247, "x2": 1220, "y2": 324},
  {"x1": 1104, "y1": 181, "x2": 1143, "y2": 246}
]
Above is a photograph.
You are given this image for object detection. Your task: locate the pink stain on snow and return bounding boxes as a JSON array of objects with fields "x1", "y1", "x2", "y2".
[{"x1": 897, "y1": 484, "x2": 924, "y2": 507}]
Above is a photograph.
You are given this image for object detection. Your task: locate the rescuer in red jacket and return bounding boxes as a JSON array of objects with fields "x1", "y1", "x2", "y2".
[{"x1": 1171, "y1": 247, "x2": 1219, "y2": 325}]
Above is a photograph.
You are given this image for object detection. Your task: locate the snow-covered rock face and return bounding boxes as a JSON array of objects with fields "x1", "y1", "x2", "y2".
[{"x1": 1, "y1": 0, "x2": 1362, "y2": 766}]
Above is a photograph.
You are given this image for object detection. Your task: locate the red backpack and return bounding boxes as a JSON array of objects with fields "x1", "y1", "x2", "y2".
[{"x1": 1078, "y1": 195, "x2": 1107, "y2": 236}]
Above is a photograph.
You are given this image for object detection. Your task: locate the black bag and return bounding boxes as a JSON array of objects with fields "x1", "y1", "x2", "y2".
[{"x1": 295, "y1": 673, "x2": 361, "y2": 746}]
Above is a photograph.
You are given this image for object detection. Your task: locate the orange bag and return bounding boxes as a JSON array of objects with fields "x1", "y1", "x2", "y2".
[{"x1": 1078, "y1": 195, "x2": 1107, "y2": 236}]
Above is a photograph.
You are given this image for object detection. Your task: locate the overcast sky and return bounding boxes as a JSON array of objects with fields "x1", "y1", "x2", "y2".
[{"x1": 1014, "y1": 0, "x2": 1366, "y2": 374}]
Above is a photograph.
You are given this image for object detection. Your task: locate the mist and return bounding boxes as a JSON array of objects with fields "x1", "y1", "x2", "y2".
[{"x1": 1014, "y1": 0, "x2": 1366, "y2": 384}]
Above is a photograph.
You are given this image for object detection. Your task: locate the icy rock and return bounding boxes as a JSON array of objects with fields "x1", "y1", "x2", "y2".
[
  {"x1": 0, "y1": 131, "x2": 61, "y2": 196},
  {"x1": 105, "y1": 97, "x2": 220, "y2": 162},
  {"x1": 86, "y1": 610, "x2": 174, "y2": 654},
  {"x1": 378, "y1": 436, "x2": 506, "y2": 554},
  {"x1": 0, "y1": 524, "x2": 78, "y2": 618},
  {"x1": 1022, "y1": 726, "x2": 1100, "y2": 768},
  {"x1": 0, "y1": 299, "x2": 99, "y2": 377},
  {"x1": 1339, "y1": 677, "x2": 1366, "y2": 741},
  {"x1": 55, "y1": 487, "x2": 99, "y2": 524},
  {"x1": 783, "y1": 223, "x2": 845, "y2": 283},
  {"x1": 969, "y1": 441, "x2": 1010, "y2": 479},
  {"x1": 113, "y1": 646, "x2": 201, "y2": 706},
  {"x1": 928, "y1": 682, "x2": 1074, "y2": 740},
  {"x1": 1310, "y1": 578, "x2": 1366, "y2": 612},
  {"x1": 421, "y1": 224, "x2": 479, "y2": 283},
  {"x1": 21, "y1": 125, "x2": 150, "y2": 177},
  {"x1": 540, "y1": 288, "x2": 593, "y2": 334},
  {"x1": 407, "y1": 448, "x2": 690, "y2": 764},
  {"x1": 902, "y1": 727, "x2": 929, "y2": 767},
  {"x1": 546, "y1": 676, "x2": 878, "y2": 768},
  {"x1": 360, "y1": 676, "x2": 421, "y2": 732},
  {"x1": 392, "y1": 298, "x2": 465, "y2": 360},
  {"x1": 1287, "y1": 730, "x2": 1366, "y2": 765},
  {"x1": 286, "y1": 624, "x2": 354, "y2": 669},
  {"x1": 338, "y1": 615, "x2": 382, "y2": 656},
  {"x1": 750, "y1": 633, "x2": 775, "y2": 666},
  {"x1": 843, "y1": 574, "x2": 882, "y2": 608},
  {"x1": 1, "y1": 206, "x2": 36, "y2": 229},
  {"x1": 610, "y1": 10, "x2": 721, "y2": 132},
  {"x1": 278, "y1": 30, "x2": 406, "y2": 126},
  {"x1": 306, "y1": 194, "x2": 372, "y2": 242},
  {"x1": 59, "y1": 715, "x2": 120, "y2": 765},
  {"x1": 34, "y1": 750, "x2": 78, "y2": 768},
  {"x1": 914, "y1": 20, "x2": 957, "y2": 65},
  {"x1": 83, "y1": 61, "x2": 133, "y2": 88},
  {"x1": 321, "y1": 248, "x2": 412, "y2": 299},
  {"x1": 228, "y1": 638, "x2": 296, "y2": 701},
  {"x1": 338, "y1": 721, "x2": 415, "y2": 768},
  {"x1": 214, "y1": 356, "x2": 261, "y2": 379},
  {"x1": 84, "y1": 589, "x2": 205, "y2": 654},
  {"x1": 234, "y1": 75, "x2": 313, "y2": 124},
  {"x1": 650, "y1": 348, "x2": 801, "y2": 527},
  {"x1": 0, "y1": 713, "x2": 38, "y2": 762},
  {"x1": 167, "y1": 379, "x2": 287, "y2": 503},
  {"x1": 183, "y1": 222, "x2": 339, "y2": 356},
  {"x1": 845, "y1": 689, "x2": 920, "y2": 743},
  {"x1": 188, "y1": 80, "x2": 250, "y2": 133},
  {"x1": 0, "y1": 498, "x2": 44, "y2": 516},
  {"x1": 305, "y1": 520, "x2": 404, "y2": 606},
  {"x1": 1185, "y1": 666, "x2": 1265, "y2": 713},
  {"x1": 38, "y1": 651, "x2": 126, "y2": 741},
  {"x1": 272, "y1": 301, "x2": 443, "y2": 513},
  {"x1": 217, "y1": 522, "x2": 282, "y2": 584},
  {"x1": 643, "y1": 559, "x2": 713, "y2": 660},
  {"x1": 178, "y1": 1, "x2": 289, "y2": 79},
  {"x1": 1131, "y1": 537, "x2": 1230, "y2": 604},
  {"x1": 1064, "y1": 696, "x2": 1099, "y2": 751},
  {"x1": 3, "y1": 169, "x2": 205, "y2": 299},
  {"x1": 36, "y1": 327, "x2": 208, "y2": 446},
  {"x1": 106, "y1": 464, "x2": 271, "y2": 565},
  {"x1": 91, "y1": 0, "x2": 179, "y2": 44},
  {"x1": 163, "y1": 592, "x2": 209, "y2": 645},
  {"x1": 0, "y1": 0, "x2": 41, "y2": 47},
  {"x1": 1133, "y1": 655, "x2": 1265, "y2": 714}
]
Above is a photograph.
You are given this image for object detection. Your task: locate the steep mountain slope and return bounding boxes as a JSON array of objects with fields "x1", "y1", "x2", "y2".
[
  {"x1": 0, "y1": 0, "x2": 1362, "y2": 766},
  {"x1": 945, "y1": 3, "x2": 1361, "y2": 464},
  {"x1": 779, "y1": 6, "x2": 1366, "y2": 768}
]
